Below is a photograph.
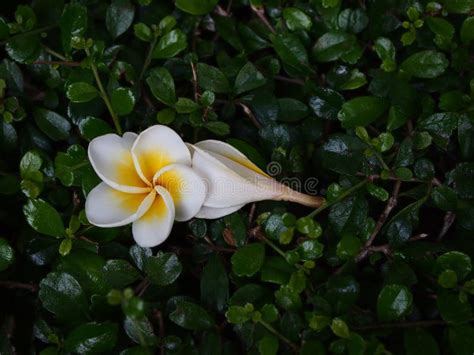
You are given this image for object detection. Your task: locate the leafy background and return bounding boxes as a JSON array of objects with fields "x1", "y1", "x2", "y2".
[{"x1": 1, "y1": 0, "x2": 474, "y2": 354}]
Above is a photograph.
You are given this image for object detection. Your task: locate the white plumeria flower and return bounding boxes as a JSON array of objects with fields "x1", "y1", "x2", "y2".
[
  {"x1": 85, "y1": 125, "x2": 206, "y2": 247},
  {"x1": 189, "y1": 140, "x2": 324, "y2": 219}
]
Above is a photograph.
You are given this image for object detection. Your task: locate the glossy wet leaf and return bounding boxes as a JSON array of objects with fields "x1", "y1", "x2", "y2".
[{"x1": 377, "y1": 284, "x2": 413, "y2": 321}]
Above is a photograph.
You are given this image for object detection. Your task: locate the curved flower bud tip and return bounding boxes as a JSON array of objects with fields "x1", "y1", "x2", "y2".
[
  {"x1": 189, "y1": 140, "x2": 324, "y2": 216},
  {"x1": 85, "y1": 125, "x2": 323, "y2": 247}
]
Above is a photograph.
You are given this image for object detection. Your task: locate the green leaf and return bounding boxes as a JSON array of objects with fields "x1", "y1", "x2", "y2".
[
  {"x1": 437, "y1": 292, "x2": 472, "y2": 323},
  {"x1": 169, "y1": 300, "x2": 215, "y2": 330},
  {"x1": 175, "y1": 0, "x2": 218, "y2": 15},
  {"x1": 129, "y1": 245, "x2": 152, "y2": 271},
  {"x1": 453, "y1": 163, "x2": 474, "y2": 199},
  {"x1": 64, "y1": 322, "x2": 118, "y2": 353},
  {"x1": 205, "y1": 121, "x2": 230, "y2": 136},
  {"x1": 258, "y1": 335, "x2": 279, "y2": 355},
  {"x1": 260, "y1": 256, "x2": 293, "y2": 285},
  {"x1": 6, "y1": 35, "x2": 41, "y2": 63},
  {"x1": 400, "y1": 50, "x2": 449, "y2": 79},
  {"x1": 419, "y1": 112, "x2": 458, "y2": 149},
  {"x1": 225, "y1": 305, "x2": 252, "y2": 324},
  {"x1": 144, "y1": 252, "x2": 182, "y2": 286},
  {"x1": 283, "y1": 7, "x2": 312, "y2": 31},
  {"x1": 312, "y1": 31, "x2": 357, "y2": 62},
  {"x1": 197, "y1": 63, "x2": 231, "y2": 94},
  {"x1": 78, "y1": 117, "x2": 113, "y2": 141},
  {"x1": 33, "y1": 108, "x2": 71, "y2": 141},
  {"x1": 0, "y1": 17, "x2": 9, "y2": 40},
  {"x1": 106, "y1": 0, "x2": 134, "y2": 39},
  {"x1": 297, "y1": 240, "x2": 324, "y2": 260},
  {"x1": 200, "y1": 254, "x2": 229, "y2": 312},
  {"x1": 103, "y1": 260, "x2": 140, "y2": 288},
  {"x1": 318, "y1": 134, "x2": 366, "y2": 175},
  {"x1": 152, "y1": 29, "x2": 187, "y2": 59},
  {"x1": 60, "y1": 3, "x2": 87, "y2": 54},
  {"x1": 146, "y1": 67, "x2": 176, "y2": 105},
  {"x1": 460, "y1": 17, "x2": 474, "y2": 44},
  {"x1": 377, "y1": 284, "x2": 413, "y2": 321},
  {"x1": 329, "y1": 194, "x2": 368, "y2": 236},
  {"x1": 272, "y1": 32, "x2": 310, "y2": 75},
  {"x1": 39, "y1": 272, "x2": 88, "y2": 321},
  {"x1": 234, "y1": 62, "x2": 266, "y2": 95},
  {"x1": 175, "y1": 97, "x2": 199, "y2": 113},
  {"x1": 277, "y1": 98, "x2": 309, "y2": 122},
  {"x1": 336, "y1": 235, "x2": 362, "y2": 260},
  {"x1": 66, "y1": 82, "x2": 99, "y2": 103},
  {"x1": 59, "y1": 239, "x2": 72, "y2": 256},
  {"x1": 337, "y1": 96, "x2": 388, "y2": 128},
  {"x1": 309, "y1": 88, "x2": 344, "y2": 120},
  {"x1": 123, "y1": 317, "x2": 156, "y2": 346},
  {"x1": 111, "y1": 87, "x2": 135, "y2": 116},
  {"x1": 367, "y1": 183, "x2": 389, "y2": 201},
  {"x1": 443, "y1": 0, "x2": 474, "y2": 14},
  {"x1": 326, "y1": 275, "x2": 359, "y2": 313},
  {"x1": 338, "y1": 8, "x2": 368, "y2": 34},
  {"x1": 438, "y1": 269, "x2": 458, "y2": 288},
  {"x1": 231, "y1": 243, "x2": 265, "y2": 277},
  {"x1": 275, "y1": 285, "x2": 302, "y2": 310},
  {"x1": 0, "y1": 238, "x2": 15, "y2": 271},
  {"x1": 23, "y1": 199, "x2": 65, "y2": 237},
  {"x1": 20, "y1": 151, "x2": 42, "y2": 178},
  {"x1": 156, "y1": 108, "x2": 176, "y2": 124},
  {"x1": 436, "y1": 251, "x2": 472, "y2": 280},
  {"x1": 331, "y1": 318, "x2": 350, "y2": 339},
  {"x1": 449, "y1": 325, "x2": 474, "y2": 355},
  {"x1": 426, "y1": 17, "x2": 455, "y2": 39},
  {"x1": 374, "y1": 37, "x2": 396, "y2": 72}
]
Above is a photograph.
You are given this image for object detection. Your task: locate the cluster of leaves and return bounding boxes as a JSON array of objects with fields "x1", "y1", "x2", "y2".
[{"x1": 1, "y1": 0, "x2": 474, "y2": 354}]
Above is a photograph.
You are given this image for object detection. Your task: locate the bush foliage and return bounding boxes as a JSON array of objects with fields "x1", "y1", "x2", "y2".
[{"x1": 1, "y1": 0, "x2": 474, "y2": 354}]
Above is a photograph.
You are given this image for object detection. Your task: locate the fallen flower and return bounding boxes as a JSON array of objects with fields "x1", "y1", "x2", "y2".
[
  {"x1": 85, "y1": 125, "x2": 324, "y2": 246},
  {"x1": 189, "y1": 140, "x2": 324, "y2": 219},
  {"x1": 85, "y1": 125, "x2": 206, "y2": 247}
]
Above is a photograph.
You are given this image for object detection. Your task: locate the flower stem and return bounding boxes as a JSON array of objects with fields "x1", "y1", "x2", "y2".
[
  {"x1": 278, "y1": 187, "x2": 325, "y2": 208},
  {"x1": 260, "y1": 236, "x2": 286, "y2": 259},
  {"x1": 85, "y1": 47, "x2": 122, "y2": 135},
  {"x1": 307, "y1": 179, "x2": 369, "y2": 218},
  {"x1": 42, "y1": 45, "x2": 68, "y2": 61},
  {"x1": 258, "y1": 319, "x2": 299, "y2": 351},
  {"x1": 138, "y1": 35, "x2": 158, "y2": 83}
]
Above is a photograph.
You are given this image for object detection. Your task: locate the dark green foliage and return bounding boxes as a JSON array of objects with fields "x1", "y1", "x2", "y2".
[{"x1": 1, "y1": 1, "x2": 474, "y2": 354}]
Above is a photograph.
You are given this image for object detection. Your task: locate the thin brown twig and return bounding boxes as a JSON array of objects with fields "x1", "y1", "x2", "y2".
[
  {"x1": 32, "y1": 60, "x2": 81, "y2": 67},
  {"x1": 437, "y1": 211, "x2": 456, "y2": 242},
  {"x1": 250, "y1": 5, "x2": 276, "y2": 34},
  {"x1": 274, "y1": 75, "x2": 304, "y2": 86},
  {"x1": 190, "y1": 61, "x2": 200, "y2": 102},
  {"x1": 238, "y1": 102, "x2": 261, "y2": 129},
  {"x1": 354, "y1": 317, "x2": 474, "y2": 331},
  {"x1": 248, "y1": 203, "x2": 257, "y2": 225},
  {"x1": 0, "y1": 281, "x2": 38, "y2": 292},
  {"x1": 153, "y1": 309, "x2": 165, "y2": 355},
  {"x1": 354, "y1": 180, "x2": 401, "y2": 263},
  {"x1": 358, "y1": 172, "x2": 442, "y2": 187}
]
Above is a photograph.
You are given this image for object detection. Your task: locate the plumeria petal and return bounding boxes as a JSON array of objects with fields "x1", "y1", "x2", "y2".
[
  {"x1": 85, "y1": 182, "x2": 155, "y2": 227},
  {"x1": 194, "y1": 204, "x2": 245, "y2": 219},
  {"x1": 191, "y1": 145, "x2": 285, "y2": 208},
  {"x1": 132, "y1": 185, "x2": 175, "y2": 247},
  {"x1": 153, "y1": 163, "x2": 206, "y2": 222},
  {"x1": 131, "y1": 125, "x2": 191, "y2": 184},
  {"x1": 88, "y1": 133, "x2": 149, "y2": 193},
  {"x1": 194, "y1": 140, "x2": 269, "y2": 177}
]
